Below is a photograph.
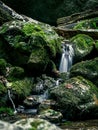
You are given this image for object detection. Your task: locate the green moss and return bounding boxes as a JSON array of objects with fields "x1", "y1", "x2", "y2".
[
  {"x1": 95, "y1": 41, "x2": 98, "y2": 51},
  {"x1": 0, "y1": 58, "x2": 7, "y2": 68},
  {"x1": 0, "y1": 107, "x2": 13, "y2": 116},
  {"x1": 70, "y1": 34, "x2": 94, "y2": 60},
  {"x1": 74, "y1": 17, "x2": 98, "y2": 30},
  {"x1": 22, "y1": 23, "x2": 42, "y2": 36},
  {"x1": 0, "y1": 82, "x2": 6, "y2": 95},
  {"x1": 11, "y1": 77, "x2": 33, "y2": 99},
  {"x1": 0, "y1": 24, "x2": 9, "y2": 34},
  {"x1": 0, "y1": 21, "x2": 62, "y2": 75},
  {"x1": 0, "y1": 58, "x2": 7, "y2": 75},
  {"x1": 30, "y1": 120, "x2": 44, "y2": 130},
  {"x1": 22, "y1": 22, "x2": 62, "y2": 55},
  {"x1": 7, "y1": 66, "x2": 25, "y2": 81},
  {"x1": 70, "y1": 58, "x2": 98, "y2": 86}
]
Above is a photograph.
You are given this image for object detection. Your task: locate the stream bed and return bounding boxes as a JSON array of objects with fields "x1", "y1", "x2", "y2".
[
  {"x1": 60, "y1": 119, "x2": 98, "y2": 130},
  {"x1": 0, "y1": 113, "x2": 98, "y2": 130}
]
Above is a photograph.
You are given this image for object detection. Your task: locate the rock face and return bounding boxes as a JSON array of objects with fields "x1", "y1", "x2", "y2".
[
  {"x1": 50, "y1": 76, "x2": 98, "y2": 120},
  {"x1": 2, "y1": 0, "x2": 98, "y2": 25}
]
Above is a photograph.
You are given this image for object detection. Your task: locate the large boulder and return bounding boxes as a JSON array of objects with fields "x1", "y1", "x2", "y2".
[
  {"x1": 0, "y1": 118, "x2": 62, "y2": 130},
  {"x1": 0, "y1": 77, "x2": 34, "y2": 107},
  {"x1": 50, "y1": 76, "x2": 98, "y2": 120},
  {"x1": 70, "y1": 34, "x2": 95, "y2": 62},
  {"x1": 70, "y1": 57, "x2": 98, "y2": 86},
  {"x1": 14, "y1": 118, "x2": 62, "y2": 130},
  {"x1": 0, "y1": 20, "x2": 61, "y2": 75}
]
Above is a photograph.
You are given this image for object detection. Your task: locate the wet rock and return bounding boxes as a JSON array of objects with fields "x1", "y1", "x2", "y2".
[
  {"x1": 23, "y1": 95, "x2": 40, "y2": 107},
  {"x1": 41, "y1": 74, "x2": 56, "y2": 89},
  {"x1": 50, "y1": 76, "x2": 98, "y2": 120},
  {"x1": 0, "y1": 120, "x2": 24, "y2": 130},
  {"x1": 38, "y1": 99, "x2": 56, "y2": 112},
  {"x1": 38, "y1": 109, "x2": 63, "y2": 123},
  {"x1": 32, "y1": 79, "x2": 44, "y2": 94},
  {"x1": 14, "y1": 118, "x2": 62, "y2": 130}
]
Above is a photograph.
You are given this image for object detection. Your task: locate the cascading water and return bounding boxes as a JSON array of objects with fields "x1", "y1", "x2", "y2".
[
  {"x1": 7, "y1": 89, "x2": 17, "y2": 114},
  {"x1": 59, "y1": 43, "x2": 74, "y2": 73}
]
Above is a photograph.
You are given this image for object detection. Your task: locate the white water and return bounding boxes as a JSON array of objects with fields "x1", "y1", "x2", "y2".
[
  {"x1": 8, "y1": 89, "x2": 17, "y2": 114},
  {"x1": 59, "y1": 44, "x2": 74, "y2": 73},
  {"x1": 38, "y1": 89, "x2": 49, "y2": 103},
  {"x1": 55, "y1": 79, "x2": 62, "y2": 86}
]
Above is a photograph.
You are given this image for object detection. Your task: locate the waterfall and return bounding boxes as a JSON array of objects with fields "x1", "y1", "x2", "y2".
[
  {"x1": 59, "y1": 43, "x2": 74, "y2": 73},
  {"x1": 55, "y1": 78, "x2": 62, "y2": 86},
  {"x1": 38, "y1": 89, "x2": 49, "y2": 103},
  {"x1": 8, "y1": 89, "x2": 17, "y2": 114}
]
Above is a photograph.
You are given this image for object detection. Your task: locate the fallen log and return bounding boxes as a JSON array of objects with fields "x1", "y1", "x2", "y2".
[
  {"x1": 54, "y1": 27, "x2": 98, "y2": 39},
  {"x1": 57, "y1": 9, "x2": 98, "y2": 27}
]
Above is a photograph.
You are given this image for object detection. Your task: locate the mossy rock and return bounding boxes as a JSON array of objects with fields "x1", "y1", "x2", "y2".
[
  {"x1": 0, "y1": 77, "x2": 34, "y2": 107},
  {"x1": 7, "y1": 66, "x2": 25, "y2": 81},
  {"x1": 14, "y1": 118, "x2": 61, "y2": 130},
  {"x1": 50, "y1": 76, "x2": 98, "y2": 120},
  {"x1": 0, "y1": 58, "x2": 7, "y2": 75},
  {"x1": 0, "y1": 82, "x2": 7, "y2": 106},
  {"x1": 27, "y1": 47, "x2": 49, "y2": 75},
  {"x1": 70, "y1": 34, "x2": 94, "y2": 62},
  {"x1": 39, "y1": 109, "x2": 63, "y2": 123},
  {"x1": 95, "y1": 41, "x2": 98, "y2": 52},
  {"x1": 0, "y1": 20, "x2": 62, "y2": 75},
  {"x1": 11, "y1": 77, "x2": 33, "y2": 100},
  {"x1": 70, "y1": 57, "x2": 98, "y2": 86},
  {"x1": 74, "y1": 17, "x2": 98, "y2": 30}
]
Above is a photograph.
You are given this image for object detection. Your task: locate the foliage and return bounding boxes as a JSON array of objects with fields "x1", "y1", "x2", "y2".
[
  {"x1": 11, "y1": 77, "x2": 33, "y2": 99},
  {"x1": 0, "y1": 107, "x2": 13, "y2": 116},
  {"x1": 7, "y1": 66, "x2": 24, "y2": 81}
]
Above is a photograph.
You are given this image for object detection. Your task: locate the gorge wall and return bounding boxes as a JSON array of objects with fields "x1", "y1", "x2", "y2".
[{"x1": 2, "y1": 0, "x2": 98, "y2": 25}]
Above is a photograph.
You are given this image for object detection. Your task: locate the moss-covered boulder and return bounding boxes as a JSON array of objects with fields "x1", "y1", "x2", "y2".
[
  {"x1": 70, "y1": 57, "x2": 98, "y2": 86},
  {"x1": 0, "y1": 118, "x2": 62, "y2": 130},
  {"x1": 0, "y1": 77, "x2": 34, "y2": 107},
  {"x1": 50, "y1": 76, "x2": 98, "y2": 120},
  {"x1": 70, "y1": 34, "x2": 94, "y2": 62},
  {"x1": 14, "y1": 118, "x2": 61, "y2": 130},
  {"x1": 0, "y1": 20, "x2": 62, "y2": 75},
  {"x1": 11, "y1": 77, "x2": 33, "y2": 100},
  {"x1": 38, "y1": 109, "x2": 63, "y2": 123}
]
